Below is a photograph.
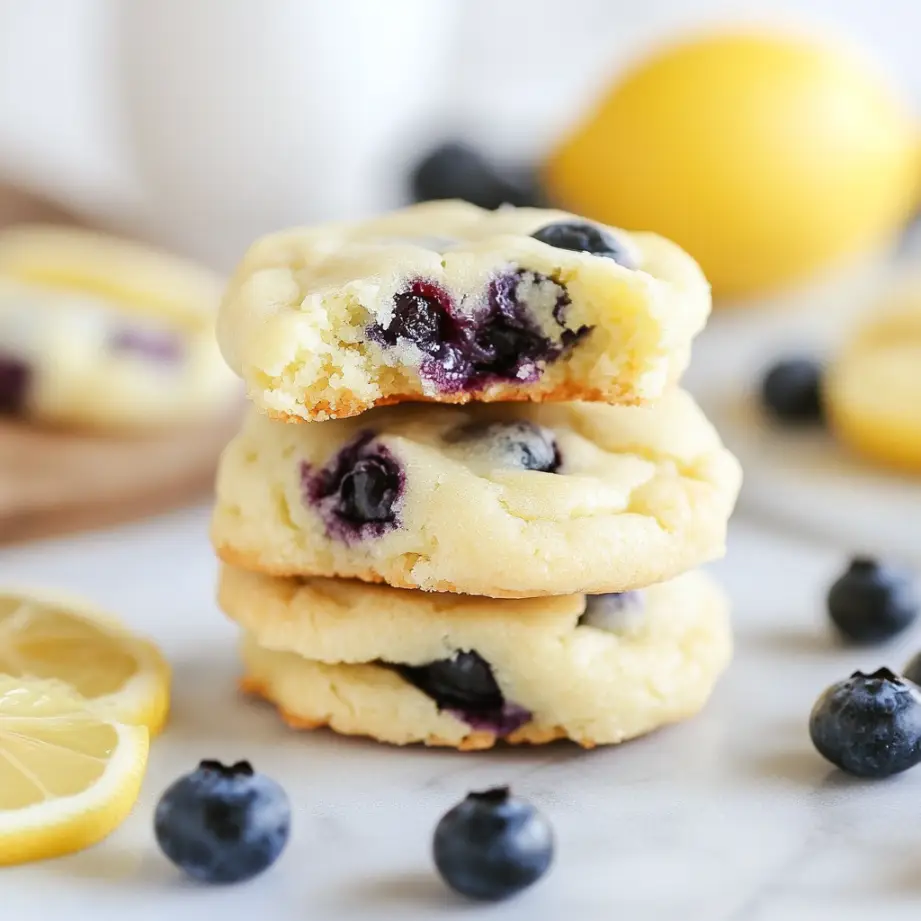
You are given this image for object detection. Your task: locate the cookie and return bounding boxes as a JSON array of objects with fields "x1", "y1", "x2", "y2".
[
  {"x1": 212, "y1": 388, "x2": 741, "y2": 597},
  {"x1": 0, "y1": 227, "x2": 237, "y2": 430},
  {"x1": 217, "y1": 200, "x2": 709, "y2": 421},
  {"x1": 222, "y1": 565, "x2": 731, "y2": 750},
  {"x1": 826, "y1": 279, "x2": 921, "y2": 473}
]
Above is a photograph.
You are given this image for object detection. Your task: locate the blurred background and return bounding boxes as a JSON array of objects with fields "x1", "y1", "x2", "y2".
[
  {"x1": 1, "y1": 0, "x2": 919, "y2": 549},
  {"x1": 0, "y1": 0, "x2": 918, "y2": 270}
]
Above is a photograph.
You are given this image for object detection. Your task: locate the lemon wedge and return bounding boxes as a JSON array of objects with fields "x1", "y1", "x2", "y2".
[
  {"x1": 0, "y1": 591, "x2": 171, "y2": 735},
  {"x1": 0, "y1": 675, "x2": 149, "y2": 866}
]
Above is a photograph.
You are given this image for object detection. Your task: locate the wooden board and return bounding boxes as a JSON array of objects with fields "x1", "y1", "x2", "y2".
[{"x1": 0, "y1": 412, "x2": 239, "y2": 543}]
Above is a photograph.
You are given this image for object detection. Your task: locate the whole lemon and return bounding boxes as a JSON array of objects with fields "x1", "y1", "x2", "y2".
[{"x1": 545, "y1": 31, "x2": 920, "y2": 299}]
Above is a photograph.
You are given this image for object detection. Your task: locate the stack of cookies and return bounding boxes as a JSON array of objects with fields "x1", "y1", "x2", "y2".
[{"x1": 211, "y1": 201, "x2": 741, "y2": 750}]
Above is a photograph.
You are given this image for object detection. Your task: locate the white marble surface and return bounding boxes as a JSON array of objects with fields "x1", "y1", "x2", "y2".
[{"x1": 2, "y1": 501, "x2": 921, "y2": 921}]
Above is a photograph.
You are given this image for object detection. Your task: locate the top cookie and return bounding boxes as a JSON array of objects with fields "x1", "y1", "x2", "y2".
[{"x1": 218, "y1": 201, "x2": 710, "y2": 421}]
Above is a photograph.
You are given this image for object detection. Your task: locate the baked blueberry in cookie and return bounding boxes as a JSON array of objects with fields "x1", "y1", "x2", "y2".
[
  {"x1": 446, "y1": 420, "x2": 560, "y2": 472},
  {"x1": 0, "y1": 355, "x2": 30, "y2": 415},
  {"x1": 394, "y1": 651, "x2": 531, "y2": 736},
  {"x1": 370, "y1": 270, "x2": 585, "y2": 393},
  {"x1": 531, "y1": 220, "x2": 637, "y2": 268},
  {"x1": 302, "y1": 432, "x2": 404, "y2": 541},
  {"x1": 579, "y1": 591, "x2": 645, "y2": 633}
]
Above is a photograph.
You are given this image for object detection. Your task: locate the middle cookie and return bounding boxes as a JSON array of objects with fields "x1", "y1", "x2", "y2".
[{"x1": 213, "y1": 388, "x2": 741, "y2": 597}]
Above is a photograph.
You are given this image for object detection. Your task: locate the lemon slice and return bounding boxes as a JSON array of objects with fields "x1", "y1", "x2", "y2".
[
  {"x1": 0, "y1": 675, "x2": 149, "y2": 866},
  {"x1": 0, "y1": 591, "x2": 171, "y2": 735}
]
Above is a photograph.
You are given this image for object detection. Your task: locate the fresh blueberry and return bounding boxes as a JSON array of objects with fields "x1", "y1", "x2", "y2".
[
  {"x1": 903, "y1": 652, "x2": 921, "y2": 686},
  {"x1": 578, "y1": 591, "x2": 645, "y2": 633},
  {"x1": 809, "y1": 668, "x2": 921, "y2": 778},
  {"x1": 302, "y1": 432, "x2": 404, "y2": 541},
  {"x1": 531, "y1": 220, "x2": 636, "y2": 269},
  {"x1": 154, "y1": 760, "x2": 291, "y2": 884},
  {"x1": 760, "y1": 358, "x2": 824, "y2": 424},
  {"x1": 433, "y1": 787, "x2": 554, "y2": 901},
  {"x1": 0, "y1": 355, "x2": 30, "y2": 415},
  {"x1": 394, "y1": 651, "x2": 531, "y2": 736},
  {"x1": 410, "y1": 141, "x2": 545, "y2": 210},
  {"x1": 827, "y1": 556, "x2": 919, "y2": 644},
  {"x1": 338, "y1": 457, "x2": 401, "y2": 523}
]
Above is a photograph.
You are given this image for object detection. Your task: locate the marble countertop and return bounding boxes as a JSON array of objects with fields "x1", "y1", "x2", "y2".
[{"x1": 3, "y1": 500, "x2": 921, "y2": 921}]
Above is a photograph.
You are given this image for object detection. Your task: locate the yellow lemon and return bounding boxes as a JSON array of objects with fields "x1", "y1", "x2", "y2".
[
  {"x1": 0, "y1": 590, "x2": 171, "y2": 735},
  {"x1": 0, "y1": 675, "x2": 149, "y2": 866},
  {"x1": 545, "y1": 31, "x2": 921, "y2": 299}
]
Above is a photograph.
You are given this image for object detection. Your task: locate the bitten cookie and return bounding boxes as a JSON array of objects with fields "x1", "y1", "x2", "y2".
[
  {"x1": 222, "y1": 565, "x2": 731, "y2": 750},
  {"x1": 0, "y1": 226, "x2": 237, "y2": 431},
  {"x1": 217, "y1": 200, "x2": 709, "y2": 421},
  {"x1": 826, "y1": 279, "x2": 921, "y2": 473},
  {"x1": 212, "y1": 389, "x2": 741, "y2": 597}
]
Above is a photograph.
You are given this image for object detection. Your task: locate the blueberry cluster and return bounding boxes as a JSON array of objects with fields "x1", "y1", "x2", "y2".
[{"x1": 368, "y1": 269, "x2": 589, "y2": 393}]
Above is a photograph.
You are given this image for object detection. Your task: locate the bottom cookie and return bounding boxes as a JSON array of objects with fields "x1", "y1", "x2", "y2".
[{"x1": 223, "y1": 566, "x2": 731, "y2": 750}]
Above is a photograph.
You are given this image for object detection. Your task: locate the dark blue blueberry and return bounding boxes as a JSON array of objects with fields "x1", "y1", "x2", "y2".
[
  {"x1": 393, "y1": 651, "x2": 531, "y2": 737},
  {"x1": 374, "y1": 282, "x2": 453, "y2": 355},
  {"x1": 370, "y1": 271, "x2": 589, "y2": 393},
  {"x1": 154, "y1": 760, "x2": 290, "y2": 884},
  {"x1": 578, "y1": 591, "x2": 645, "y2": 633},
  {"x1": 433, "y1": 787, "x2": 554, "y2": 901},
  {"x1": 108, "y1": 326, "x2": 186, "y2": 364},
  {"x1": 760, "y1": 358, "x2": 824, "y2": 424},
  {"x1": 447, "y1": 420, "x2": 560, "y2": 472},
  {"x1": 409, "y1": 141, "x2": 545, "y2": 210},
  {"x1": 302, "y1": 432, "x2": 404, "y2": 541},
  {"x1": 827, "y1": 557, "x2": 919, "y2": 644},
  {"x1": 0, "y1": 355, "x2": 30, "y2": 415},
  {"x1": 531, "y1": 220, "x2": 636, "y2": 269},
  {"x1": 809, "y1": 668, "x2": 921, "y2": 778}
]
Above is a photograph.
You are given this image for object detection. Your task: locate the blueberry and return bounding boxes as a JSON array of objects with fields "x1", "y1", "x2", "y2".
[
  {"x1": 394, "y1": 651, "x2": 531, "y2": 736},
  {"x1": 338, "y1": 456, "x2": 401, "y2": 523},
  {"x1": 447, "y1": 420, "x2": 560, "y2": 472},
  {"x1": 827, "y1": 556, "x2": 919, "y2": 644},
  {"x1": 760, "y1": 358, "x2": 824, "y2": 424},
  {"x1": 531, "y1": 220, "x2": 636, "y2": 269},
  {"x1": 433, "y1": 787, "x2": 554, "y2": 901},
  {"x1": 410, "y1": 141, "x2": 545, "y2": 210},
  {"x1": 303, "y1": 432, "x2": 404, "y2": 541},
  {"x1": 809, "y1": 668, "x2": 921, "y2": 778},
  {"x1": 578, "y1": 591, "x2": 645, "y2": 633},
  {"x1": 377, "y1": 285, "x2": 452, "y2": 354},
  {"x1": 370, "y1": 271, "x2": 588, "y2": 392},
  {"x1": 0, "y1": 355, "x2": 31, "y2": 415},
  {"x1": 154, "y1": 760, "x2": 291, "y2": 884}
]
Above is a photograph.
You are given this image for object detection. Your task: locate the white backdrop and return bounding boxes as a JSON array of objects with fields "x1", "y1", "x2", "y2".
[{"x1": 0, "y1": 0, "x2": 917, "y2": 268}]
